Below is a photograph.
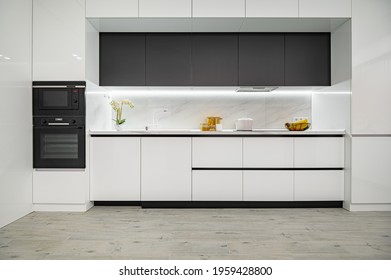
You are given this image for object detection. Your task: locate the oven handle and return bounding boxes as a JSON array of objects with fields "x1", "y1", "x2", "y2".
[{"x1": 48, "y1": 123, "x2": 70, "y2": 126}]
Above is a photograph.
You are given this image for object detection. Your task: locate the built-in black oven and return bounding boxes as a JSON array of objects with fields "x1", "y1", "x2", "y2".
[
  {"x1": 33, "y1": 117, "x2": 85, "y2": 168},
  {"x1": 33, "y1": 81, "x2": 85, "y2": 116}
]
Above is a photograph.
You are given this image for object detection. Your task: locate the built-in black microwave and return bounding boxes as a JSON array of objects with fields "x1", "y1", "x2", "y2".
[{"x1": 33, "y1": 81, "x2": 86, "y2": 116}]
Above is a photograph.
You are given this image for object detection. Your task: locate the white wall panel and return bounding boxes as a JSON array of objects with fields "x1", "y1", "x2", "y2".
[
  {"x1": 193, "y1": 0, "x2": 245, "y2": 17},
  {"x1": 0, "y1": 0, "x2": 33, "y2": 228},
  {"x1": 299, "y1": 0, "x2": 351, "y2": 18},
  {"x1": 140, "y1": 0, "x2": 191, "y2": 17},
  {"x1": 246, "y1": 0, "x2": 298, "y2": 18},
  {"x1": 86, "y1": 0, "x2": 138, "y2": 17}
]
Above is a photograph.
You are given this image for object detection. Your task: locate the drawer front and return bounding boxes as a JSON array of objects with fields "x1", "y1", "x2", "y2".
[
  {"x1": 294, "y1": 137, "x2": 344, "y2": 167},
  {"x1": 243, "y1": 137, "x2": 294, "y2": 167},
  {"x1": 192, "y1": 137, "x2": 242, "y2": 167},
  {"x1": 243, "y1": 171, "x2": 294, "y2": 201},
  {"x1": 192, "y1": 170, "x2": 242, "y2": 201},
  {"x1": 294, "y1": 170, "x2": 344, "y2": 201}
]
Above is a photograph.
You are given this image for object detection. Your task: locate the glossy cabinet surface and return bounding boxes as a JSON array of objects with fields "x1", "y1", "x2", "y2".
[
  {"x1": 146, "y1": 34, "x2": 192, "y2": 86},
  {"x1": 352, "y1": 137, "x2": 391, "y2": 204},
  {"x1": 239, "y1": 34, "x2": 285, "y2": 86},
  {"x1": 100, "y1": 33, "x2": 146, "y2": 86},
  {"x1": 294, "y1": 171, "x2": 344, "y2": 201},
  {"x1": 285, "y1": 33, "x2": 330, "y2": 86},
  {"x1": 192, "y1": 34, "x2": 238, "y2": 86},
  {"x1": 192, "y1": 138, "x2": 242, "y2": 167},
  {"x1": 299, "y1": 0, "x2": 351, "y2": 18},
  {"x1": 193, "y1": 171, "x2": 243, "y2": 201},
  {"x1": 139, "y1": 0, "x2": 191, "y2": 17},
  {"x1": 243, "y1": 171, "x2": 294, "y2": 201},
  {"x1": 295, "y1": 137, "x2": 344, "y2": 168},
  {"x1": 141, "y1": 137, "x2": 191, "y2": 201},
  {"x1": 351, "y1": 0, "x2": 391, "y2": 134},
  {"x1": 243, "y1": 137, "x2": 293, "y2": 167},
  {"x1": 33, "y1": 171, "x2": 87, "y2": 204},
  {"x1": 192, "y1": 0, "x2": 245, "y2": 18},
  {"x1": 246, "y1": 0, "x2": 298, "y2": 18},
  {"x1": 90, "y1": 137, "x2": 140, "y2": 201},
  {"x1": 33, "y1": 0, "x2": 85, "y2": 80},
  {"x1": 86, "y1": 0, "x2": 138, "y2": 17}
]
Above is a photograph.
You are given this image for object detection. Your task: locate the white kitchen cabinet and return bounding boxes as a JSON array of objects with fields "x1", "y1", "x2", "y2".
[
  {"x1": 351, "y1": 137, "x2": 391, "y2": 204},
  {"x1": 243, "y1": 137, "x2": 294, "y2": 167},
  {"x1": 33, "y1": 170, "x2": 87, "y2": 204},
  {"x1": 243, "y1": 171, "x2": 294, "y2": 201},
  {"x1": 295, "y1": 171, "x2": 344, "y2": 201},
  {"x1": 141, "y1": 137, "x2": 191, "y2": 201},
  {"x1": 246, "y1": 0, "x2": 298, "y2": 18},
  {"x1": 294, "y1": 137, "x2": 344, "y2": 168},
  {"x1": 90, "y1": 137, "x2": 140, "y2": 201},
  {"x1": 139, "y1": 0, "x2": 191, "y2": 17},
  {"x1": 192, "y1": 0, "x2": 245, "y2": 18},
  {"x1": 33, "y1": 0, "x2": 85, "y2": 80},
  {"x1": 192, "y1": 137, "x2": 242, "y2": 167},
  {"x1": 351, "y1": 0, "x2": 391, "y2": 134},
  {"x1": 299, "y1": 0, "x2": 351, "y2": 18},
  {"x1": 192, "y1": 170, "x2": 242, "y2": 201},
  {"x1": 86, "y1": 0, "x2": 138, "y2": 18}
]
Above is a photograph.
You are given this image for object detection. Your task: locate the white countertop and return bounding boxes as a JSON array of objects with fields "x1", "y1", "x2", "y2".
[{"x1": 89, "y1": 128, "x2": 345, "y2": 136}]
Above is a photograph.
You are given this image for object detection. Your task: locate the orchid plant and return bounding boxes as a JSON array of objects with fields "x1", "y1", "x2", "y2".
[{"x1": 110, "y1": 99, "x2": 134, "y2": 125}]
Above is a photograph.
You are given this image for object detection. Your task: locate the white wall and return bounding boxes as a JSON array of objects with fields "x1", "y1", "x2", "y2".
[{"x1": 0, "y1": 0, "x2": 33, "y2": 228}]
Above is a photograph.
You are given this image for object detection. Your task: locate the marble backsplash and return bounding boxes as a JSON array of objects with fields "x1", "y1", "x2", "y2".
[{"x1": 87, "y1": 90, "x2": 312, "y2": 130}]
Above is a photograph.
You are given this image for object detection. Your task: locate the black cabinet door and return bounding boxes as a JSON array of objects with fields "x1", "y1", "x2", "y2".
[
  {"x1": 239, "y1": 34, "x2": 285, "y2": 86},
  {"x1": 99, "y1": 33, "x2": 146, "y2": 86},
  {"x1": 285, "y1": 33, "x2": 330, "y2": 86},
  {"x1": 192, "y1": 34, "x2": 238, "y2": 86},
  {"x1": 146, "y1": 34, "x2": 192, "y2": 86}
]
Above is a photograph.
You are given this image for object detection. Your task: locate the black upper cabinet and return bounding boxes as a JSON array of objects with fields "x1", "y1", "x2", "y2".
[
  {"x1": 100, "y1": 33, "x2": 146, "y2": 86},
  {"x1": 239, "y1": 34, "x2": 285, "y2": 86},
  {"x1": 192, "y1": 34, "x2": 238, "y2": 86},
  {"x1": 285, "y1": 33, "x2": 331, "y2": 86},
  {"x1": 146, "y1": 34, "x2": 192, "y2": 86}
]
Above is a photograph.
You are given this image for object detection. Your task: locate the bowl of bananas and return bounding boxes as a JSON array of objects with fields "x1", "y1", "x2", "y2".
[{"x1": 285, "y1": 119, "x2": 311, "y2": 131}]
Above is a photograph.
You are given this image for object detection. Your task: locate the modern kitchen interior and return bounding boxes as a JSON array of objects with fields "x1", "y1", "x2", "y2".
[{"x1": 1, "y1": 0, "x2": 391, "y2": 261}]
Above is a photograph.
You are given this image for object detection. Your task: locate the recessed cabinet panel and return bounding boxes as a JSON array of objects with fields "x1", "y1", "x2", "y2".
[
  {"x1": 239, "y1": 34, "x2": 285, "y2": 85},
  {"x1": 295, "y1": 171, "x2": 344, "y2": 201},
  {"x1": 192, "y1": 138, "x2": 242, "y2": 167},
  {"x1": 141, "y1": 137, "x2": 191, "y2": 201},
  {"x1": 192, "y1": 34, "x2": 238, "y2": 86},
  {"x1": 146, "y1": 34, "x2": 192, "y2": 86},
  {"x1": 285, "y1": 34, "x2": 330, "y2": 86},
  {"x1": 100, "y1": 33, "x2": 145, "y2": 86},
  {"x1": 90, "y1": 137, "x2": 140, "y2": 201},
  {"x1": 243, "y1": 137, "x2": 293, "y2": 167},
  {"x1": 243, "y1": 171, "x2": 294, "y2": 201},
  {"x1": 192, "y1": 171, "x2": 243, "y2": 201},
  {"x1": 294, "y1": 137, "x2": 344, "y2": 168}
]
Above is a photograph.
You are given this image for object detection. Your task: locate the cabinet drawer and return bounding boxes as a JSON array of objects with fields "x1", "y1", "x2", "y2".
[
  {"x1": 192, "y1": 137, "x2": 242, "y2": 167},
  {"x1": 243, "y1": 137, "x2": 293, "y2": 167},
  {"x1": 243, "y1": 171, "x2": 294, "y2": 201},
  {"x1": 294, "y1": 137, "x2": 344, "y2": 167},
  {"x1": 294, "y1": 170, "x2": 344, "y2": 201},
  {"x1": 192, "y1": 170, "x2": 242, "y2": 201}
]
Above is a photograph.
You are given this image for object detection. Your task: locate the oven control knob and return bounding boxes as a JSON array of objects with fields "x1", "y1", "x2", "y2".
[
  {"x1": 71, "y1": 119, "x2": 76, "y2": 124},
  {"x1": 41, "y1": 119, "x2": 47, "y2": 125}
]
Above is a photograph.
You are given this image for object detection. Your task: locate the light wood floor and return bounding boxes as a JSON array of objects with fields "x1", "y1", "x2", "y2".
[{"x1": 0, "y1": 207, "x2": 390, "y2": 260}]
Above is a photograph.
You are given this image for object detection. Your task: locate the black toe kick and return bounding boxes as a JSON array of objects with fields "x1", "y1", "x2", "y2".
[{"x1": 94, "y1": 201, "x2": 343, "y2": 208}]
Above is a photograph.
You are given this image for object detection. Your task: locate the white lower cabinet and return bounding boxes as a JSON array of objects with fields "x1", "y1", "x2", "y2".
[
  {"x1": 243, "y1": 171, "x2": 294, "y2": 201},
  {"x1": 90, "y1": 137, "x2": 140, "y2": 201},
  {"x1": 192, "y1": 170, "x2": 242, "y2": 201},
  {"x1": 141, "y1": 137, "x2": 191, "y2": 201},
  {"x1": 294, "y1": 170, "x2": 344, "y2": 201},
  {"x1": 33, "y1": 170, "x2": 87, "y2": 204},
  {"x1": 351, "y1": 137, "x2": 391, "y2": 204}
]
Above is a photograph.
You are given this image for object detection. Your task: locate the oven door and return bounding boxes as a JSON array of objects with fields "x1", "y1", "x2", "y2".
[{"x1": 33, "y1": 125, "x2": 85, "y2": 168}]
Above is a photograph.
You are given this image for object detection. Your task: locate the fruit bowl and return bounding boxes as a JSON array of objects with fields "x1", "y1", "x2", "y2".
[{"x1": 285, "y1": 122, "x2": 311, "y2": 131}]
